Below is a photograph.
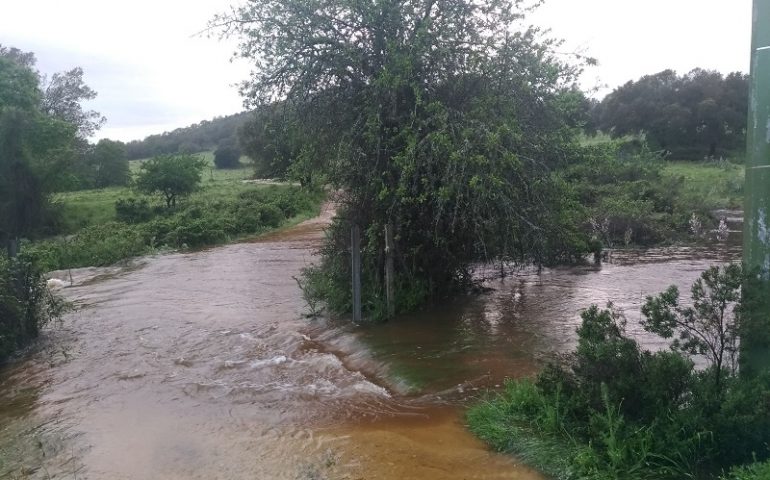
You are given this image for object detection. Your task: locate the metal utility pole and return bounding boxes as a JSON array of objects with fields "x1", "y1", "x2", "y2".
[{"x1": 742, "y1": 0, "x2": 770, "y2": 375}]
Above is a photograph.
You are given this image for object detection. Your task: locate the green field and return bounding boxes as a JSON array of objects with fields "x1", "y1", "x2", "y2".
[
  {"x1": 579, "y1": 134, "x2": 745, "y2": 212},
  {"x1": 30, "y1": 152, "x2": 322, "y2": 272},
  {"x1": 54, "y1": 152, "x2": 256, "y2": 234},
  {"x1": 662, "y1": 160, "x2": 745, "y2": 210}
]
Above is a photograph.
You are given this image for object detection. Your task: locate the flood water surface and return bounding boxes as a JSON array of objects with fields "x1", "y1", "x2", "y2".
[{"x1": 0, "y1": 208, "x2": 740, "y2": 479}]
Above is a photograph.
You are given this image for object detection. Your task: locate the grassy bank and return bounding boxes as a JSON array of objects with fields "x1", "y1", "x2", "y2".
[
  {"x1": 467, "y1": 267, "x2": 769, "y2": 480},
  {"x1": 562, "y1": 145, "x2": 745, "y2": 249},
  {"x1": 27, "y1": 153, "x2": 323, "y2": 272},
  {"x1": 469, "y1": 373, "x2": 770, "y2": 480},
  {"x1": 662, "y1": 160, "x2": 744, "y2": 211}
]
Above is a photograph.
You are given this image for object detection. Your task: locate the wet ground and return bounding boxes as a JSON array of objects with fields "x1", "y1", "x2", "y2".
[{"x1": 0, "y1": 205, "x2": 740, "y2": 479}]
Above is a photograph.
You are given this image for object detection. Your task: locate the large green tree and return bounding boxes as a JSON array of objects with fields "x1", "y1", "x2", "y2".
[
  {"x1": 0, "y1": 52, "x2": 77, "y2": 257},
  {"x1": 215, "y1": 0, "x2": 590, "y2": 313}
]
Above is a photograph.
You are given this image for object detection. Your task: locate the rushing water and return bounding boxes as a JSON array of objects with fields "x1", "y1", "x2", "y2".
[{"x1": 0, "y1": 206, "x2": 740, "y2": 479}]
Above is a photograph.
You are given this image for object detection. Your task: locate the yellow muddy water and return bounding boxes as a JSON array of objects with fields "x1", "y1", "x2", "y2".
[{"x1": 0, "y1": 206, "x2": 740, "y2": 479}]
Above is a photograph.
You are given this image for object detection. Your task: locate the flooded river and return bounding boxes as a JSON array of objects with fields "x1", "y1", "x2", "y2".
[{"x1": 0, "y1": 206, "x2": 740, "y2": 479}]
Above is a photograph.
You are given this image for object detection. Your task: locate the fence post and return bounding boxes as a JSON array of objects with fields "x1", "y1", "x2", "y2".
[
  {"x1": 351, "y1": 225, "x2": 362, "y2": 323},
  {"x1": 384, "y1": 223, "x2": 395, "y2": 319}
]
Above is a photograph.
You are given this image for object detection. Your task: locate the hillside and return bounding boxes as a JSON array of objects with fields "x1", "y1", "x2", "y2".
[{"x1": 124, "y1": 111, "x2": 252, "y2": 160}]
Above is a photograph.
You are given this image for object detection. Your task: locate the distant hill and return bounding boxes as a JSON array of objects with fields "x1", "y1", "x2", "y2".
[{"x1": 125, "y1": 111, "x2": 252, "y2": 160}]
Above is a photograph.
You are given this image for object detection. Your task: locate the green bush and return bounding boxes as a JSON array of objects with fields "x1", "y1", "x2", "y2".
[
  {"x1": 561, "y1": 142, "x2": 714, "y2": 247},
  {"x1": 214, "y1": 144, "x2": 241, "y2": 169},
  {"x1": 165, "y1": 217, "x2": 228, "y2": 248},
  {"x1": 254, "y1": 203, "x2": 284, "y2": 228},
  {"x1": 723, "y1": 459, "x2": 770, "y2": 480},
  {"x1": 0, "y1": 257, "x2": 65, "y2": 361},
  {"x1": 115, "y1": 197, "x2": 153, "y2": 224}
]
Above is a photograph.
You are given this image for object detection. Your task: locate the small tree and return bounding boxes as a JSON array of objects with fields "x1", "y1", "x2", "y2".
[
  {"x1": 641, "y1": 264, "x2": 742, "y2": 391},
  {"x1": 135, "y1": 154, "x2": 206, "y2": 208},
  {"x1": 213, "y1": 142, "x2": 241, "y2": 169}
]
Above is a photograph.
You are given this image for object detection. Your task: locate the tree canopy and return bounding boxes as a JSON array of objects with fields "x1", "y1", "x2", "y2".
[
  {"x1": 594, "y1": 69, "x2": 748, "y2": 158},
  {"x1": 238, "y1": 103, "x2": 326, "y2": 186},
  {"x1": 216, "y1": 0, "x2": 591, "y2": 312},
  {"x1": 41, "y1": 67, "x2": 106, "y2": 139}
]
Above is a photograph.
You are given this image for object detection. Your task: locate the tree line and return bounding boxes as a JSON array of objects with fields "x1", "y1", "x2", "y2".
[
  {"x1": 123, "y1": 111, "x2": 251, "y2": 160},
  {"x1": 591, "y1": 69, "x2": 748, "y2": 159},
  {"x1": 239, "y1": 71, "x2": 750, "y2": 186}
]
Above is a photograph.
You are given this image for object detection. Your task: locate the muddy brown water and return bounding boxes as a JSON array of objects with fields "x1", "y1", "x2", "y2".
[{"x1": 0, "y1": 206, "x2": 740, "y2": 479}]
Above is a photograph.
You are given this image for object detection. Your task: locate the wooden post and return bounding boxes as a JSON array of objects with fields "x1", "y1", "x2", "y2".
[
  {"x1": 384, "y1": 223, "x2": 395, "y2": 319},
  {"x1": 351, "y1": 225, "x2": 362, "y2": 323},
  {"x1": 7, "y1": 238, "x2": 18, "y2": 259}
]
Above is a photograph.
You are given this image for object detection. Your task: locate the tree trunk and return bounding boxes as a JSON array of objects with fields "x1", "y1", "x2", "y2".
[{"x1": 715, "y1": 355, "x2": 723, "y2": 392}]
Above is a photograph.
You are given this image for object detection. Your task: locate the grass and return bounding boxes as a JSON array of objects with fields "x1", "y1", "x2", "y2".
[
  {"x1": 661, "y1": 160, "x2": 745, "y2": 211},
  {"x1": 580, "y1": 134, "x2": 745, "y2": 212},
  {"x1": 467, "y1": 380, "x2": 578, "y2": 479},
  {"x1": 723, "y1": 459, "x2": 770, "y2": 480}
]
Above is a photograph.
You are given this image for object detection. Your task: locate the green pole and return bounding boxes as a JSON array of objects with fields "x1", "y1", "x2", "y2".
[{"x1": 742, "y1": 0, "x2": 770, "y2": 375}]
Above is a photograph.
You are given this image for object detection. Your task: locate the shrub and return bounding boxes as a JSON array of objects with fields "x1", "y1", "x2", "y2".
[
  {"x1": 214, "y1": 144, "x2": 242, "y2": 169},
  {"x1": 469, "y1": 265, "x2": 770, "y2": 479},
  {"x1": 165, "y1": 218, "x2": 228, "y2": 247},
  {"x1": 723, "y1": 459, "x2": 770, "y2": 480},
  {"x1": 115, "y1": 197, "x2": 153, "y2": 224},
  {"x1": 562, "y1": 142, "x2": 707, "y2": 247},
  {"x1": 255, "y1": 203, "x2": 284, "y2": 228},
  {"x1": 0, "y1": 257, "x2": 66, "y2": 361}
]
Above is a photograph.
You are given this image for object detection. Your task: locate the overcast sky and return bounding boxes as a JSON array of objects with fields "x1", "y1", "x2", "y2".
[{"x1": 0, "y1": 0, "x2": 753, "y2": 142}]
